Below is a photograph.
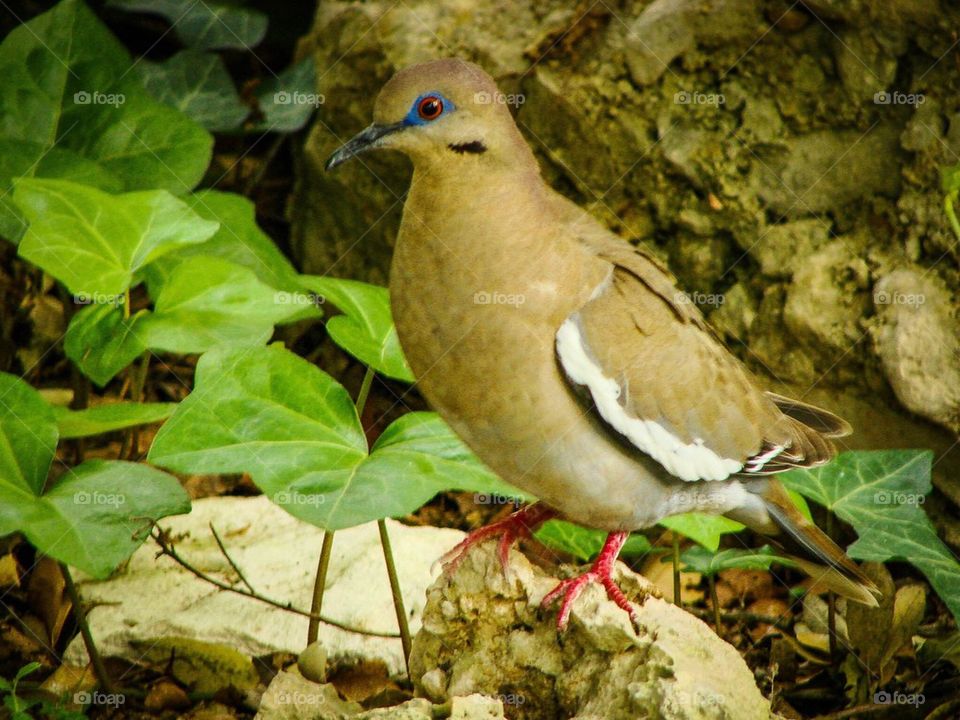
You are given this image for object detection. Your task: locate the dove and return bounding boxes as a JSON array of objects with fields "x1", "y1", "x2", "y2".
[{"x1": 327, "y1": 58, "x2": 879, "y2": 629}]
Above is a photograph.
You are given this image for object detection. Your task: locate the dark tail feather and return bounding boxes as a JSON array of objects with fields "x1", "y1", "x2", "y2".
[
  {"x1": 765, "y1": 392, "x2": 853, "y2": 438},
  {"x1": 735, "y1": 480, "x2": 880, "y2": 607}
]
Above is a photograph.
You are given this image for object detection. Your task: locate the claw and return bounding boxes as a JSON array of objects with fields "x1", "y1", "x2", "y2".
[
  {"x1": 541, "y1": 531, "x2": 643, "y2": 632},
  {"x1": 440, "y1": 503, "x2": 557, "y2": 576}
]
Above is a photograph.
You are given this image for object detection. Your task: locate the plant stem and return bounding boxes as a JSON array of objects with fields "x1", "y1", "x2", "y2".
[
  {"x1": 709, "y1": 574, "x2": 721, "y2": 637},
  {"x1": 121, "y1": 352, "x2": 150, "y2": 459},
  {"x1": 379, "y1": 519, "x2": 412, "y2": 677},
  {"x1": 672, "y1": 534, "x2": 681, "y2": 606},
  {"x1": 307, "y1": 531, "x2": 335, "y2": 645},
  {"x1": 826, "y1": 512, "x2": 837, "y2": 659},
  {"x1": 305, "y1": 365, "x2": 376, "y2": 648},
  {"x1": 355, "y1": 366, "x2": 375, "y2": 417},
  {"x1": 945, "y1": 191, "x2": 960, "y2": 244},
  {"x1": 150, "y1": 525, "x2": 399, "y2": 638},
  {"x1": 60, "y1": 563, "x2": 113, "y2": 692}
]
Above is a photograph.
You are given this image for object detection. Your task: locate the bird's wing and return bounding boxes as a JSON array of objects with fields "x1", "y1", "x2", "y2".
[{"x1": 556, "y1": 238, "x2": 844, "y2": 482}]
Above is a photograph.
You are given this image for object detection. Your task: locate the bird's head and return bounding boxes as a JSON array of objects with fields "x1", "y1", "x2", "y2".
[{"x1": 326, "y1": 58, "x2": 527, "y2": 172}]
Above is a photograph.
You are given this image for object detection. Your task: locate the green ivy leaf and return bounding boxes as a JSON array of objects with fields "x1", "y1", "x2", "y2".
[
  {"x1": 252, "y1": 57, "x2": 319, "y2": 133},
  {"x1": 0, "y1": 373, "x2": 189, "y2": 577},
  {"x1": 14, "y1": 179, "x2": 218, "y2": 297},
  {"x1": 679, "y1": 545, "x2": 790, "y2": 577},
  {"x1": 148, "y1": 345, "x2": 521, "y2": 529},
  {"x1": 54, "y1": 402, "x2": 176, "y2": 439},
  {"x1": 139, "y1": 257, "x2": 308, "y2": 353},
  {"x1": 0, "y1": 0, "x2": 212, "y2": 241},
  {"x1": 109, "y1": 0, "x2": 268, "y2": 49},
  {"x1": 658, "y1": 513, "x2": 745, "y2": 552},
  {"x1": 143, "y1": 190, "x2": 308, "y2": 298},
  {"x1": 63, "y1": 305, "x2": 147, "y2": 387},
  {"x1": 535, "y1": 520, "x2": 654, "y2": 562},
  {"x1": 300, "y1": 276, "x2": 414, "y2": 382},
  {"x1": 138, "y1": 50, "x2": 249, "y2": 131},
  {"x1": 782, "y1": 450, "x2": 960, "y2": 624}
]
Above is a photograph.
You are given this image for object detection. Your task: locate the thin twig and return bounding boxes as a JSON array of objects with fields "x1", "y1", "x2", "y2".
[
  {"x1": 60, "y1": 563, "x2": 113, "y2": 692},
  {"x1": 672, "y1": 534, "x2": 681, "y2": 606},
  {"x1": 709, "y1": 574, "x2": 722, "y2": 636},
  {"x1": 209, "y1": 523, "x2": 255, "y2": 593},
  {"x1": 150, "y1": 525, "x2": 399, "y2": 638},
  {"x1": 307, "y1": 531, "x2": 335, "y2": 645},
  {"x1": 825, "y1": 512, "x2": 838, "y2": 659},
  {"x1": 379, "y1": 519, "x2": 412, "y2": 677}
]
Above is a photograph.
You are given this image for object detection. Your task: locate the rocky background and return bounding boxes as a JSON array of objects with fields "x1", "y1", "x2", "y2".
[{"x1": 289, "y1": 1, "x2": 959, "y2": 529}]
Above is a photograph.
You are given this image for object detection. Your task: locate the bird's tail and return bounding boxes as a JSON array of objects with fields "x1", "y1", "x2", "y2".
[{"x1": 732, "y1": 480, "x2": 881, "y2": 607}]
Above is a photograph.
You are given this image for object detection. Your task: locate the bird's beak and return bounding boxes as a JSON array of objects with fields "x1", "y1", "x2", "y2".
[{"x1": 325, "y1": 122, "x2": 405, "y2": 171}]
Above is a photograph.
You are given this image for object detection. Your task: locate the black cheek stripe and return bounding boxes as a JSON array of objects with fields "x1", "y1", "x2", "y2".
[{"x1": 448, "y1": 140, "x2": 487, "y2": 155}]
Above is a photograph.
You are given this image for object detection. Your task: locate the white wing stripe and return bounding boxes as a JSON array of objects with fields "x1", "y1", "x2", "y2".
[{"x1": 556, "y1": 317, "x2": 743, "y2": 482}]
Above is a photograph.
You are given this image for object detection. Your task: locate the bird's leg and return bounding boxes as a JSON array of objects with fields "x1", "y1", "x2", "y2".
[
  {"x1": 541, "y1": 531, "x2": 640, "y2": 631},
  {"x1": 440, "y1": 502, "x2": 557, "y2": 575}
]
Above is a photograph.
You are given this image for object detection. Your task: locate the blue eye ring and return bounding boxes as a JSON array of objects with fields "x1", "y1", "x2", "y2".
[{"x1": 404, "y1": 92, "x2": 454, "y2": 125}]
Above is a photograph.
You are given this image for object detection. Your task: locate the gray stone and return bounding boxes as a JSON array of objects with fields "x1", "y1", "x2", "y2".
[
  {"x1": 256, "y1": 672, "x2": 361, "y2": 720},
  {"x1": 66, "y1": 497, "x2": 466, "y2": 678},
  {"x1": 410, "y1": 545, "x2": 772, "y2": 720},
  {"x1": 872, "y1": 268, "x2": 960, "y2": 434},
  {"x1": 784, "y1": 240, "x2": 871, "y2": 359}
]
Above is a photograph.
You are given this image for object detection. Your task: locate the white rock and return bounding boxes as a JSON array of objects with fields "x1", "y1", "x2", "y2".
[{"x1": 65, "y1": 496, "x2": 465, "y2": 677}]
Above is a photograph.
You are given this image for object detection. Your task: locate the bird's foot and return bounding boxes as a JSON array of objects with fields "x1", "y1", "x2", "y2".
[
  {"x1": 541, "y1": 531, "x2": 641, "y2": 631},
  {"x1": 440, "y1": 502, "x2": 557, "y2": 576}
]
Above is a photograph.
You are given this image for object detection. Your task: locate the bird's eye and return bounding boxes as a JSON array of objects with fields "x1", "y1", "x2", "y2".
[{"x1": 417, "y1": 95, "x2": 444, "y2": 121}]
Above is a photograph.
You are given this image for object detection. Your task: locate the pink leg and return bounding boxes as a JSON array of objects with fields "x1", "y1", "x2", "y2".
[
  {"x1": 541, "y1": 531, "x2": 640, "y2": 631},
  {"x1": 441, "y1": 503, "x2": 557, "y2": 575}
]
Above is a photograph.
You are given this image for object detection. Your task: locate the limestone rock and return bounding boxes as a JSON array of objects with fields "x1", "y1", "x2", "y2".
[
  {"x1": 783, "y1": 241, "x2": 870, "y2": 359},
  {"x1": 65, "y1": 497, "x2": 465, "y2": 678},
  {"x1": 410, "y1": 545, "x2": 772, "y2": 720},
  {"x1": 256, "y1": 671, "x2": 361, "y2": 720},
  {"x1": 872, "y1": 268, "x2": 960, "y2": 434}
]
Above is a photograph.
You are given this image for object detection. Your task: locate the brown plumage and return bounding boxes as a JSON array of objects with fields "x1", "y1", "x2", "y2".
[{"x1": 327, "y1": 58, "x2": 879, "y2": 626}]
